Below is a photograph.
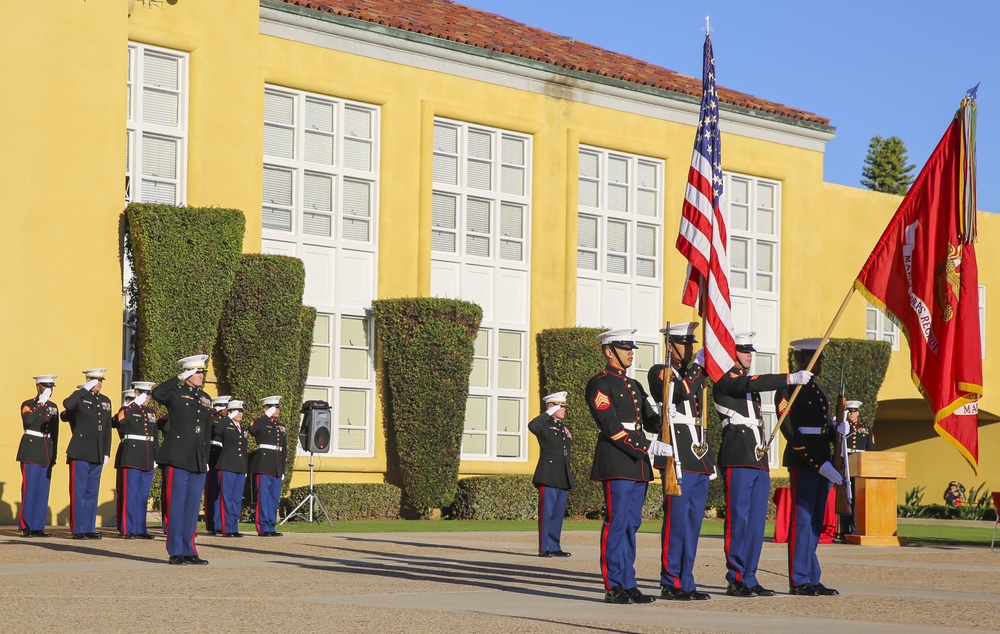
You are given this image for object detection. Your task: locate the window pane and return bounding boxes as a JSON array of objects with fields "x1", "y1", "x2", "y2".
[
  {"x1": 464, "y1": 396, "x2": 488, "y2": 431},
  {"x1": 305, "y1": 130, "x2": 334, "y2": 165},
  {"x1": 305, "y1": 98, "x2": 334, "y2": 133},
  {"x1": 304, "y1": 172, "x2": 333, "y2": 212},
  {"x1": 607, "y1": 220, "x2": 627, "y2": 252},
  {"x1": 462, "y1": 433, "x2": 487, "y2": 455},
  {"x1": 338, "y1": 388, "x2": 367, "y2": 427},
  {"x1": 498, "y1": 360, "x2": 521, "y2": 390},
  {"x1": 466, "y1": 235, "x2": 490, "y2": 257},
  {"x1": 342, "y1": 218, "x2": 369, "y2": 242},
  {"x1": 578, "y1": 179, "x2": 599, "y2": 208},
  {"x1": 498, "y1": 331, "x2": 521, "y2": 358},
  {"x1": 143, "y1": 89, "x2": 179, "y2": 126},
  {"x1": 142, "y1": 135, "x2": 177, "y2": 178},
  {"x1": 432, "y1": 193, "x2": 457, "y2": 229},
  {"x1": 578, "y1": 215, "x2": 598, "y2": 249},
  {"x1": 433, "y1": 154, "x2": 458, "y2": 185},
  {"x1": 344, "y1": 106, "x2": 372, "y2": 139},
  {"x1": 264, "y1": 124, "x2": 294, "y2": 159},
  {"x1": 262, "y1": 206, "x2": 292, "y2": 231},
  {"x1": 262, "y1": 166, "x2": 293, "y2": 206},
  {"x1": 608, "y1": 156, "x2": 628, "y2": 183},
  {"x1": 497, "y1": 398, "x2": 522, "y2": 433},
  {"x1": 608, "y1": 183, "x2": 627, "y2": 212},
  {"x1": 636, "y1": 189, "x2": 656, "y2": 217},
  {"x1": 313, "y1": 314, "x2": 331, "y2": 344},
  {"x1": 342, "y1": 179, "x2": 371, "y2": 218},
  {"x1": 467, "y1": 129, "x2": 492, "y2": 159},
  {"x1": 636, "y1": 258, "x2": 655, "y2": 278},
  {"x1": 577, "y1": 250, "x2": 597, "y2": 270},
  {"x1": 607, "y1": 254, "x2": 627, "y2": 275},
  {"x1": 340, "y1": 348, "x2": 369, "y2": 380},
  {"x1": 264, "y1": 91, "x2": 294, "y2": 126},
  {"x1": 730, "y1": 204, "x2": 749, "y2": 232},
  {"x1": 467, "y1": 198, "x2": 491, "y2": 234},
  {"x1": 500, "y1": 165, "x2": 524, "y2": 196},
  {"x1": 467, "y1": 159, "x2": 492, "y2": 190},
  {"x1": 309, "y1": 345, "x2": 331, "y2": 378},
  {"x1": 637, "y1": 224, "x2": 656, "y2": 257},
  {"x1": 469, "y1": 358, "x2": 489, "y2": 387},
  {"x1": 343, "y1": 138, "x2": 372, "y2": 171},
  {"x1": 757, "y1": 182, "x2": 774, "y2": 208},
  {"x1": 143, "y1": 52, "x2": 178, "y2": 90},
  {"x1": 431, "y1": 231, "x2": 456, "y2": 253},
  {"x1": 303, "y1": 386, "x2": 330, "y2": 403},
  {"x1": 434, "y1": 123, "x2": 458, "y2": 153},
  {"x1": 496, "y1": 435, "x2": 520, "y2": 458},
  {"x1": 501, "y1": 136, "x2": 525, "y2": 165},
  {"x1": 637, "y1": 161, "x2": 657, "y2": 188},
  {"x1": 729, "y1": 237, "x2": 748, "y2": 269},
  {"x1": 866, "y1": 306, "x2": 878, "y2": 332},
  {"x1": 635, "y1": 342, "x2": 656, "y2": 371},
  {"x1": 499, "y1": 240, "x2": 523, "y2": 261},
  {"x1": 578, "y1": 150, "x2": 599, "y2": 178},
  {"x1": 303, "y1": 212, "x2": 332, "y2": 237},
  {"x1": 341, "y1": 316, "x2": 368, "y2": 347},
  {"x1": 755, "y1": 273, "x2": 772, "y2": 292},
  {"x1": 474, "y1": 330, "x2": 489, "y2": 357},
  {"x1": 730, "y1": 177, "x2": 749, "y2": 204},
  {"x1": 338, "y1": 428, "x2": 366, "y2": 451},
  {"x1": 756, "y1": 242, "x2": 774, "y2": 273},
  {"x1": 757, "y1": 207, "x2": 775, "y2": 235},
  {"x1": 500, "y1": 203, "x2": 523, "y2": 239}
]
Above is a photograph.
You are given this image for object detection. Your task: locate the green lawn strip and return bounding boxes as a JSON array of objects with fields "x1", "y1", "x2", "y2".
[{"x1": 190, "y1": 519, "x2": 996, "y2": 547}]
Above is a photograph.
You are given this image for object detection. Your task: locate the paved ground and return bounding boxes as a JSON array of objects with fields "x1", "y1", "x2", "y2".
[{"x1": 1, "y1": 526, "x2": 998, "y2": 633}]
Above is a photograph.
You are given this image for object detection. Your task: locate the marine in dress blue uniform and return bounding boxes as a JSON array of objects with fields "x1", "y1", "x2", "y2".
[
  {"x1": 212, "y1": 400, "x2": 248, "y2": 537},
  {"x1": 17, "y1": 374, "x2": 60, "y2": 538},
  {"x1": 528, "y1": 391, "x2": 574, "y2": 557},
  {"x1": 646, "y1": 322, "x2": 713, "y2": 601},
  {"x1": 776, "y1": 338, "x2": 844, "y2": 596},
  {"x1": 713, "y1": 332, "x2": 805, "y2": 597},
  {"x1": 113, "y1": 381, "x2": 159, "y2": 539},
  {"x1": 152, "y1": 354, "x2": 214, "y2": 565},
  {"x1": 63, "y1": 368, "x2": 113, "y2": 540},
  {"x1": 587, "y1": 329, "x2": 670, "y2": 605},
  {"x1": 837, "y1": 400, "x2": 874, "y2": 540},
  {"x1": 249, "y1": 396, "x2": 286, "y2": 536},
  {"x1": 204, "y1": 395, "x2": 231, "y2": 534}
]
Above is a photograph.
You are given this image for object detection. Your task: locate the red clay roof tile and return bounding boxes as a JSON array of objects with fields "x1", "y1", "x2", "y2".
[{"x1": 277, "y1": 0, "x2": 829, "y2": 126}]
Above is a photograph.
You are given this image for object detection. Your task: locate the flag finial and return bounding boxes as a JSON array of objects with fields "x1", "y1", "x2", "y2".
[
  {"x1": 967, "y1": 82, "x2": 980, "y2": 100},
  {"x1": 703, "y1": 16, "x2": 712, "y2": 35}
]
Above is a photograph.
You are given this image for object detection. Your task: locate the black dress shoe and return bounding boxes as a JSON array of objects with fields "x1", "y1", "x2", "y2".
[
  {"x1": 221, "y1": 532, "x2": 243, "y2": 538},
  {"x1": 551, "y1": 550, "x2": 571, "y2": 557},
  {"x1": 123, "y1": 533, "x2": 137, "y2": 540},
  {"x1": 538, "y1": 551, "x2": 554, "y2": 557},
  {"x1": 72, "y1": 533, "x2": 88, "y2": 540},
  {"x1": 183, "y1": 556, "x2": 209, "y2": 565},
  {"x1": 625, "y1": 587, "x2": 656, "y2": 604},
  {"x1": 168, "y1": 556, "x2": 188, "y2": 565},
  {"x1": 272, "y1": 531, "x2": 283, "y2": 537},
  {"x1": 137, "y1": 533, "x2": 155, "y2": 540},
  {"x1": 789, "y1": 583, "x2": 819, "y2": 596},
  {"x1": 87, "y1": 532, "x2": 102, "y2": 540},
  {"x1": 208, "y1": 530, "x2": 219, "y2": 536},
  {"x1": 815, "y1": 583, "x2": 839, "y2": 596},
  {"x1": 726, "y1": 581, "x2": 755, "y2": 597},
  {"x1": 751, "y1": 584, "x2": 776, "y2": 597},
  {"x1": 32, "y1": 530, "x2": 52, "y2": 538},
  {"x1": 20, "y1": 530, "x2": 34, "y2": 538},
  {"x1": 659, "y1": 586, "x2": 692, "y2": 601},
  {"x1": 690, "y1": 590, "x2": 711, "y2": 601},
  {"x1": 604, "y1": 586, "x2": 633, "y2": 604}
]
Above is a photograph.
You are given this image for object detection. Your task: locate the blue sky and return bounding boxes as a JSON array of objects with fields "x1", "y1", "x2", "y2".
[{"x1": 458, "y1": 0, "x2": 999, "y2": 213}]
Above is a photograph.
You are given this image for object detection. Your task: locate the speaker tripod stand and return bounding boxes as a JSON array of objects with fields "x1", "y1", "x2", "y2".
[{"x1": 280, "y1": 452, "x2": 332, "y2": 525}]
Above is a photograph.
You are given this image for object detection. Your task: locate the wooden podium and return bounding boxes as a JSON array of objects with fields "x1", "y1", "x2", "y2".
[{"x1": 845, "y1": 451, "x2": 908, "y2": 546}]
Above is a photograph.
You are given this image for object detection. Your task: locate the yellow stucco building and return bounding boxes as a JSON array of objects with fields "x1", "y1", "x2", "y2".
[{"x1": 0, "y1": 0, "x2": 993, "y2": 527}]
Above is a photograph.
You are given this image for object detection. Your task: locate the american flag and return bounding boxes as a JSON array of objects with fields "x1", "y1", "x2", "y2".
[{"x1": 675, "y1": 32, "x2": 736, "y2": 382}]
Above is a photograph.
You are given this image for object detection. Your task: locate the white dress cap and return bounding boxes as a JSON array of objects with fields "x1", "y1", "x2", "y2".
[
  {"x1": 659, "y1": 321, "x2": 699, "y2": 343},
  {"x1": 597, "y1": 328, "x2": 638, "y2": 349},
  {"x1": 543, "y1": 391, "x2": 568, "y2": 405},
  {"x1": 131, "y1": 381, "x2": 155, "y2": 392},
  {"x1": 177, "y1": 354, "x2": 209, "y2": 370},
  {"x1": 82, "y1": 367, "x2": 107, "y2": 379},
  {"x1": 33, "y1": 374, "x2": 58, "y2": 385},
  {"x1": 212, "y1": 395, "x2": 232, "y2": 407},
  {"x1": 227, "y1": 400, "x2": 245, "y2": 410},
  {"x1": 734, "y1": 331, "x2": 757, "y2": 352},
  {"x1": 122, "y1": 390, "x2": 135, "y2": 402},
  {"x1": 261, "y1": 395, "x2": 282, "y2": 406},
  {"x1": 790, "y1": 338, "x2": 824, "y2": 352},
  {"x1": 845, "y1": 400, "x2": 863, "y2": 410}
]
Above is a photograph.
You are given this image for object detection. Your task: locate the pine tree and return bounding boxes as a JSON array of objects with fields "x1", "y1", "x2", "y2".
[{"x1": 861, "y1": 135, "x2": 916, "y2": 195}]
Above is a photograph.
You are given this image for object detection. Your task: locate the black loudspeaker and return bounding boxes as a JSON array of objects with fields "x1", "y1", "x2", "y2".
[{"x1": 299, "y1": 400, "x2": 332, "y2": 453}]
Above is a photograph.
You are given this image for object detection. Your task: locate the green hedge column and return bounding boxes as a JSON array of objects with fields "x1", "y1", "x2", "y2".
[
  {"x1": 373, "y1": 298, "x2": 481, "y2": 518},
  {"x1": 537, "y1": 327, "x2": 607, "y2": 518},
  {"x1": 126, "y1": 203, "x2": 245, "y2": 382},
  {"x1": 216, "y1": 254, "x2": 311, "y2": 495}
]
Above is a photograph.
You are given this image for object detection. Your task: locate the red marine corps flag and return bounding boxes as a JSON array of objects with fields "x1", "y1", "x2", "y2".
[
  {"x1": 675, "y1": 25, "x2": 737, "y2": 382},
  {"x1": 855, "y1": 87, "x2": 983, "y2": 470}
]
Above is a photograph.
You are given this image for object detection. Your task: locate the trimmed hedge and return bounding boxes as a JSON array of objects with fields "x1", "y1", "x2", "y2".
[
  {"x1": 215, "y1": 254, "x2": 311, "y2": 495},
  {"x1": 373, "y1": 298, "x2": 482, "y2": 517},
  {"x1": 786, "y1": 338, "x2": 891, "y2": 428},
  {"x1": 125, "y1": 203, "x2": 245, "y2": 382},
  {"x1": 450, "y1": 475, "x2": 538, "y2": 520},
  {"x1": 285, "y1": 483, "x2": 402, "y2": 521},
  {"x1": 536, "y1": 327, "x2": 607, "y2": 518}
]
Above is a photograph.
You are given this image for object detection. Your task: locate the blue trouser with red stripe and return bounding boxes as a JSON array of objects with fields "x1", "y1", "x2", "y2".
[
  {"x1": 599, "y1": 479, "x2": 647, "y2": 591},
  {"x1": 723, "y1": 467, "x2": 770, "y2": 586},
  {"x1": 537, "y1": 485, "x2": 568, "y2": 553},
  {"x1": 218, "y1": 471, "x2": 246, "y2": 534},
  {"x1": 788, "y1": 467, "x2": 829, "y2": 587},
  {"x1": 660, "y1": 471, "x2": 709, "y2": 592},
  {"x1": 19, "y1": 462, "x2": 51, "y2": 532},
  {"x1": 69, "y1": 459, "x2": 102, "y2": 535},
  {"x1": 117, "y1": 467, "x2": 154, "y2": 535},
  {"x1": 162, "y1": 466, "x2": 205, "y2": 557},
  {"x1": 254, "y1": 473, "x2": 281, "y2": 534}
]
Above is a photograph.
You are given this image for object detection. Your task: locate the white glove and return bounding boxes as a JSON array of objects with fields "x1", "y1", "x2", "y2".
[
  {"x1": 545, "y1": 404, "x2": 562, "y2": 417},
  {"x1": 667, "y1": 403, "x2": 678, "y2": 418},
  {"x1": 709, "y1": 467, "x2": 718, "y2": 481},
  {"x1": 694, "y1": 349, "x2": 705, "y2": 367},
  {"x1": 103, "y1": 456, "x2": 109, "y2": 466},
  {"x1": 819, "y1": 461, "x2": 843, "y2": 485},
  {"x1": 83, "y1": 379, "x2": 100, "y2": 391},
  {"x1": 228, "y1": 410, "x2": 241, "y2": 420},
  {"x1": 648, "y1": 439, "x2": 673, "y2": 457},
  {"x1": 179, "y1": 368, "x2": 197, "y2": 380},
  {"x1": 788, "y1": 370, "x2": 813, "y2": 385},
  {"x1": 133, "y1": 393, "x2": 149, "y2": 407},
  {"x1": 835, "y1": 420, "x2": 849, "y2": 435},
  {"x1": 265, "y1": 407, "x2": 278, "y2": 418},
  {"x1": 38, "y1": 388, "x2": 52, "y2": 405}
]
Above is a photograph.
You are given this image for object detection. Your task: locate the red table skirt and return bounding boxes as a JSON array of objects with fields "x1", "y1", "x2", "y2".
[{"x1": 772, "y1": 485, "x2": 838, "y2": 544}]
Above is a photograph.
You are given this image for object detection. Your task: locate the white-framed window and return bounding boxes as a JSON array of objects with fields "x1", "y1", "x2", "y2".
[
  {"x1": 126, "y1": 43, "x2": 188, "y2": 205},
  {"x1": 980, "y1": 285, "x2": 987, "y2": 358},
  {"x1": 430, "y1": 118, "x2": 531, "y2": 461},
  {"x1": 302, "y1": 313, "x2": 374, "y2": 454},
  {"x1": 576, "y1": 146, "x2": 664, "y2": 344},
  {"x1": 865, "y1": 302, "x2": 900, "y2": 351},
  {"x1": 261, "y1": 85, "x2": 380, "y2": 457},
  {"x1": 723, "y1": 173, "x2": 782, "y2": 468}
]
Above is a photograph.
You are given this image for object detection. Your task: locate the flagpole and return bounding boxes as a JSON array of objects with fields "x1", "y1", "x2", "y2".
[{"x1": 757, "y1": 285, "x2": 856, "y2": 457}]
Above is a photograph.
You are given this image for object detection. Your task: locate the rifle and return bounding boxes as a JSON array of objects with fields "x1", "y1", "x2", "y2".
[
  {"x1": 661, "y1": 323, "x2": 682, "y2": 497},
  {"x1": 833, "y1": 360, "x2": 853, "y2": 515}
]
